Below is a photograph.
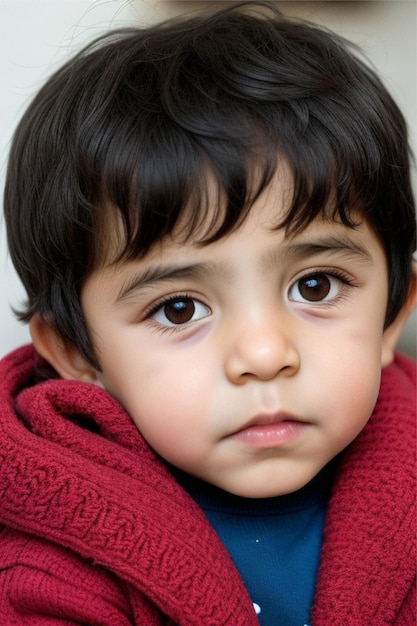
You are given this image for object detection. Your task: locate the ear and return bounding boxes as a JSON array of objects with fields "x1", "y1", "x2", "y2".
[
  {"x1": 29, "y1": 314, "x2": 100, "y2": 383},
  {"x1": 381, "y1": 265, "x2": 417, "y2": 368}
]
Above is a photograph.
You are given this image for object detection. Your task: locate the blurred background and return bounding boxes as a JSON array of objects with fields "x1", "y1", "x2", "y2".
[{"x1": 1, "y1": 0, "x2": 415, "y2": 358}]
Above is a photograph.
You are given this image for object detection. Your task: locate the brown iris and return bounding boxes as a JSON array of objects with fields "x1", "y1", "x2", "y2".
[
  {"x1": 163, "y1": 298, "x2": 196, "y2": 324},
  {"x1": 298, "y1": 274, "x2": 331, "y2": 302}
]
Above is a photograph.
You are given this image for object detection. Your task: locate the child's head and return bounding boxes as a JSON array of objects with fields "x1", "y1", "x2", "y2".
[{"x1": 5, "y1": 2, "x2": 416, "y2": 496}]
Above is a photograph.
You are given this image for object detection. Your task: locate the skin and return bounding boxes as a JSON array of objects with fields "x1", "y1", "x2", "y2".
[{"x1": 73, "y1": 174, "x2": 394, "y2": 498}]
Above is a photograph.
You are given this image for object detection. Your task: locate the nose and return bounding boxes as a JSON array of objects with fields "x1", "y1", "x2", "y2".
[{"x1": 224, "y1": 313, "x2": 300, "y2": 384}]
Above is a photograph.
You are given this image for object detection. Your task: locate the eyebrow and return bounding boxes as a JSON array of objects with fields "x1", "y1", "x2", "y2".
[
  {"x1": 260, "y1": 234, "x2": 372, "y2": 273},
  {"x1": 115, "y1": 234, "x2": 372, "y2": 304},
  {"x1": 115, "y1": 261, "x2": 234, "y2": 304},
  {"x1": 284, "y1": 235, "x2": 372, "y2": 262}
]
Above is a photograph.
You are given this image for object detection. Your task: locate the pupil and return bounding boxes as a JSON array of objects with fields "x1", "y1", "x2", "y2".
[
  {"x1": 165, "y1": 299, "x2": 195, "y2": 324},
  {"x1": 299, "y1": 275, "x2": 330, "y2": 301}
]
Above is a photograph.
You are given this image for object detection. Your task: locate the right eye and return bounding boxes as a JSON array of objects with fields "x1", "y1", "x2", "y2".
[
  {"x1": 151, "y1": 296, "x2": 211, "y2": 327},
  {"x1": 288, "y1": 272, "x2": 346, "y2": 304}
]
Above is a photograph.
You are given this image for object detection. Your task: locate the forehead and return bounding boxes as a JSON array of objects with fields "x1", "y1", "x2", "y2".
[
  {"x1": 94, "y1": 164, "x2": 288, "y2": 266},
  {"x1": 93, "y1": 161, "x2": 377, "y2": 277},
  {"x1": 96, "y1": 178, "x2": 383, "y2": 286}
]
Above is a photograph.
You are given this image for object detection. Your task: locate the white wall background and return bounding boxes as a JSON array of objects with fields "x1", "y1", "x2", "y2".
[{"x1": 1, "y1": 0, "x2": 416, "y2": 358}]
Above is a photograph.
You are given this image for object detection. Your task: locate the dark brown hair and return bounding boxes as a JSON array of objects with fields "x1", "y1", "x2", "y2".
[{"x1": 4, "y1": 2, "x2": 415, "y2": 367}]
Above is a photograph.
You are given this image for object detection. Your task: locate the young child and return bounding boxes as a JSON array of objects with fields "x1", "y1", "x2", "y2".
[{"x1": 0, "y1": 3, "x2": 415, "y2": 624}]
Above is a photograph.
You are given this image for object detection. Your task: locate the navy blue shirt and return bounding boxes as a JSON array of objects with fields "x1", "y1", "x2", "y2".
[{"x1": 171, "y1": 463, "x2": 335, "y2": 626}]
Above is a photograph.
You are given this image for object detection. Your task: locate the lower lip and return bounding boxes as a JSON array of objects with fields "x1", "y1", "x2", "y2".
[{"x1": 231, "y1": 421, "x2": 306, "y2": 448}]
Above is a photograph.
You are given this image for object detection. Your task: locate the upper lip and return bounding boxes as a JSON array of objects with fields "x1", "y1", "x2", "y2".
[{"x1": 232, "y1": 411, "x2": 302, "y2": 434}]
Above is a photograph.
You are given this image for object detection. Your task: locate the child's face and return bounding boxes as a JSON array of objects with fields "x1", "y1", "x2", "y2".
[{"x1": 81, "y1": 175, "x2": 390, "y2": 497}]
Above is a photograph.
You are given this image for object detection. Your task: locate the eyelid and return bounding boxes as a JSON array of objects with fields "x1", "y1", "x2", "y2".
[
  {"x1": 288, "y1": 268, "x2": 357, "y2": 304},
  {"x1": 144, "y1": 293, "x2": 212, "y2": 329},
  {"x1": 144, "y1": 292, "x2": 199, "y2": 317}
]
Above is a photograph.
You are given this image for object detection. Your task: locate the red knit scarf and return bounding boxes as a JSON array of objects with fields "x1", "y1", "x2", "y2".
[{"x1": 0, "y1": 345, "x2": 415, "y2": 625}]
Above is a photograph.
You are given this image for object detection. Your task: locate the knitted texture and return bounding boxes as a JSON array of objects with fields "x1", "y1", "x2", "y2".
[
  {"x1": 0, "y1": 346, "x2": 256, "y2": 625},
  {"x1": 0, "y1": 345, "x2": 415, "y2": 625},
  {"x1": 312, "y1": 351, "x2": 416, "y2": 626}
]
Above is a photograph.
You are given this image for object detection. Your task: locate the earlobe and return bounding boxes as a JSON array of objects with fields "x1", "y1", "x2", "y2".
[
  {"x1": 381, "y1": 267, "x2": 417, "y2": 368},
  {"x1": 29, "y1": 314, "x2": 100, "y2": 383}
]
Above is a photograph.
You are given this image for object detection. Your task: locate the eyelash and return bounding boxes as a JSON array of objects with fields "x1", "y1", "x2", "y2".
[
  {"x1": 288, "y1": 268, "x2": 357, "y2": 306},
  {"x1": 143, "y1": 268, "x2": 357, "y2": 331},
  {"x1": 144, "y1": 292, "x2": 210, "y2": 331}
]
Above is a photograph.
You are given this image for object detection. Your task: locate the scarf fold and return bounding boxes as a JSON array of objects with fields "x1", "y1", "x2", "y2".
[{"x1": 1, "y1": 345, "x2": 257, "y2": 626}]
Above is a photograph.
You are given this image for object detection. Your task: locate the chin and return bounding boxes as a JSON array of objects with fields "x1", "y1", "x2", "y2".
[{"x1": 225, "y1": 480, "x2": 310, "y2": 499}]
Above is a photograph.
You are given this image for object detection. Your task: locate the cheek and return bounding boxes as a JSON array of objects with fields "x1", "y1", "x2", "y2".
[
  {"x1": 320, "y1": 346, "x2": 382, "y2": 442},
  {"x1": 301, "y1": 310, "x2": 385, "y2": 439},
  {"x1": 100, "y1": 345, "x2": 216, "y2": 460}
]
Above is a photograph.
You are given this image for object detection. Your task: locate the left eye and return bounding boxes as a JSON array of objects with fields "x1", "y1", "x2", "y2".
[
  {"x1": 151, "y1": 297, "x2": 211, "y2": 327},
  {"x1": 288, "y1": 273, "x2": 343, "y2": 303}
]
